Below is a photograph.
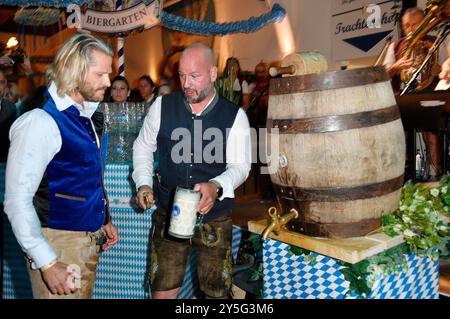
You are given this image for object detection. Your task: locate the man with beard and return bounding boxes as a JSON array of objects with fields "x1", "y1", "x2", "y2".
[
  {"x1": 4, "y1": 34, "x2": 118, "y2": 299},
  {"x1": 133, "y1": 43, "x2": 251, "y2": 299}
]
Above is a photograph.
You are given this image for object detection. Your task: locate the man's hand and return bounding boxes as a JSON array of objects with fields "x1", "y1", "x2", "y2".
[
  {"x1": 194, "y1": 182, "x2": 218, "y2": 215},
  {"x1": 102, "y1": 222, "x2": 119, "y2": 250},
  {"x1": 41, "y1": 261, "x2": 77, "y2": 295},
  {"x1": 136, "y1": 185, "x2": 154, "y2": 210},
  {"x1": 388, "y1": 57, "x2": 413, "y2": 77},
  {"x1": 440, "y1": 58, "x2": 450, "y2": 82}
]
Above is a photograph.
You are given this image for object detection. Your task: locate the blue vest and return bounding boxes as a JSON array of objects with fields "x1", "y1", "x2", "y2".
[
  {"x1": 38, "y1": 95, "x2": 106, "y2": 231},
  {"x1": 155, "y1": 92, "x2": 239, "y2": 222}
]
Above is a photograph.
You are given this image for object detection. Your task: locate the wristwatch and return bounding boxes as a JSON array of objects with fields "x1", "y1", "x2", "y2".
[{"x1": 210, "y1": 180, "x2": 223, "y2": 198}]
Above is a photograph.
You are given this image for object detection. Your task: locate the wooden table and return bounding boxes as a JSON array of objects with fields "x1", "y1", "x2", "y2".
[
  {"x1": 248, "y1": 219, "x2": 403, "y2": 264},
  {"x1": 246, "y1": 219, "x2": 439, "y2": 299}
]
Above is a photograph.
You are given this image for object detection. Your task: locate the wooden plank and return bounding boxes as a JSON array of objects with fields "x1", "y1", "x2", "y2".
[{"x1": 248, "y1": 219, "x2": 404, "y2": 264}]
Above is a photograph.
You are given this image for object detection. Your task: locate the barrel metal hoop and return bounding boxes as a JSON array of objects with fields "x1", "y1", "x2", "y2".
[
  {"x1": 268, "y1": 105, "x2": 400, "y2": 134},
  {"x1": 274, "y1": 175, "x2": 404, "y2": 202},
  {"x1": 288, "y1": 218, "x2": 382, "y2": 238},
  {"x1": 269, "y1": 66, "x2": 389, "y2": 95}
]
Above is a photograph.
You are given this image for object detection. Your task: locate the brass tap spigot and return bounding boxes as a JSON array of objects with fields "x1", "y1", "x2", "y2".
[{"x1": 261, "y1": 207, "x2": 299, "y2": 240}]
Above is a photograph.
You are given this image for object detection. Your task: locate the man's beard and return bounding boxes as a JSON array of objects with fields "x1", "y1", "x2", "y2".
[
  {"x1": 183, "y1": 83, "x2": 212, "y2": 104},
  {"x1": 79, "y1": 82, "x2": 106, "y2": 102}
]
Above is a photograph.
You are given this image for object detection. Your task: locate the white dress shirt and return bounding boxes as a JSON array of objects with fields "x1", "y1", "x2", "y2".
[
  {"x1": 4, "y1": 82, "x2": 100, "y2": 269},
  {"x1": 132, "y1": 91, "x2": 252, "y2": 201}
]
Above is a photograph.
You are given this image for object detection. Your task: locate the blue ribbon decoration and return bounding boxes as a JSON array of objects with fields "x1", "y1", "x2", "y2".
[
  {"x1": 160, "y1": 3, "x2": 286, "y2": 35},
  {"x1": 1, "y1": 1, "x2": 287, "y2": 37},
  {"x1": 0, "y1": 0, "x2": 87, "y2": 6}
]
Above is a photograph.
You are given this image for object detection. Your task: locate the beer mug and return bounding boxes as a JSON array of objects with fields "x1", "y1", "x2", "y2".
[{"x1": 168, "y1": 186, "x2": 201, "y2": 239}]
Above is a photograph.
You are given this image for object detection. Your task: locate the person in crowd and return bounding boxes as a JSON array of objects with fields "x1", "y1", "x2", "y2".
[
  {"x1": 243, "y1": 61, "x2": 270, "y2": 127},
  {"x1": 0, "y1": 55, "x2": 14, "y2": 67},
  {"x1": 1, "y1": 54, "x2": 37, "y2": 116},
  {"x1": 110, "y1": 75, "x2": 130, "y2": 103},
  {"x1": 132, "y1": 43, "x2": 251, "y2": 299},
  {"x1": 20, "y1": 85, "x2": 48, "y2": 114},
  {"x1": 0, "y1": 69, "x2": 17, "y2": 163},
  {"x1": 127, "y1": 87, "x2": 142, "y2": 102},
  {"x1": 383, "y1": 7, "x2": 448, "y2": 179},
  {"x1": 156, "y1": 75, "x2": 173, "y2": 96},
  {"x1": 0, "y1": 69, "x2": 17, "y2": 253},
  {"x1": 217, "y1": 57, "x2": 248, "y2": 105},
  {"x1": 383, "y1": 7, "x2": 447, "y2": 92},
  {"x1": 4, "y1": 34, "x2": 119, "y2": 299},
  {"x1": 5, "y1": 82, "x2": 20, "y2": 105},
  {"x1": 242, "y1": 61, "x2": 274, "y2": 201},
  {"x1": 138, "y1": 75, "x2": 156, "y2": 104}
]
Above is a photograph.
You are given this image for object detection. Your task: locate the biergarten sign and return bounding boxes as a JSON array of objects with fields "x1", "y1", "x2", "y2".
[{"x1": 67, "y1": 0, "x2": 161, "y2": 35}]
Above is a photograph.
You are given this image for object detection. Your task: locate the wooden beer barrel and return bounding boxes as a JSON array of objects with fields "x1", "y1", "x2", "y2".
[{"x1": 267, "y1": 66, "x2": 405, "y2": 239}]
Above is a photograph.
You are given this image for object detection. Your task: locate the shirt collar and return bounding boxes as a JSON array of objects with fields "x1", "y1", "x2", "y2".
[{"x1": 48, "y1": 81, "x2": 99, "y2": 118}]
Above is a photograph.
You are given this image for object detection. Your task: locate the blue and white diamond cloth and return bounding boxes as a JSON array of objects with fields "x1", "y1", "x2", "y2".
[
  {"x1": 263, "y1": 239, "x2": 439, "y2": 299},
  {"x1": 2, "y1": 164, "x2": 201, "y2": 299},
  {"x1": 93, "y1": 164, "x2": 200, "y2": 299},
  {"x1": 232, "y1": 226, "x2": 244, "y2": 262}
]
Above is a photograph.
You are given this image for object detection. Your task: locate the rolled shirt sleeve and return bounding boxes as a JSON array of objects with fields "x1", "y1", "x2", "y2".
[
  {"x1": 132, "y1": 97, "x2": 161, "y2": 190},
  {"x1": 210, "y1": 108, "x2": 252, "y2": 200}
]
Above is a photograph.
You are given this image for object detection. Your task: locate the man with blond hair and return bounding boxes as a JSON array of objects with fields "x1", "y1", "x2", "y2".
[{"x1": 4, "y1": 33, "x2": 118, "y2": 299}]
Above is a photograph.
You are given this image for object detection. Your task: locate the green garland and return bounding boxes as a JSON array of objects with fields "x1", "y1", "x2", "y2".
[
  {"x1": 288, "y1": 245, "x2": 318, "y2": 265},
  {"x1": 338, "y1": 244, "x2": 409, "y2": 298},
  {"x1": 382, "y1": 175, "x2": 450, "y2": 259}
]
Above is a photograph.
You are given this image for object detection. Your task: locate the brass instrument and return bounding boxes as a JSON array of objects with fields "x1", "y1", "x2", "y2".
[{"x1": 400, "y1": 0, "x2": 450, "y2": 90}]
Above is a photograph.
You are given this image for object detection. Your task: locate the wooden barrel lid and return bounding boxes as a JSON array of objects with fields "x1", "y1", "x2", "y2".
[{"x1": 269, "y1": 66, "x2": 389, "y2": 95}]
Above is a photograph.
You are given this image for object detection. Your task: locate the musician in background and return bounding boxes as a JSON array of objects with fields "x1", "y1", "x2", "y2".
[
  {"x1": 441, "y1": 58, "x2": 450, "y2": 81},
  {"x1": 383, "y1": 7, "x2": 448, "y2": 93},
  {"x1": 383, "y1": 7, "x2": 448, "y2": 180}
]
